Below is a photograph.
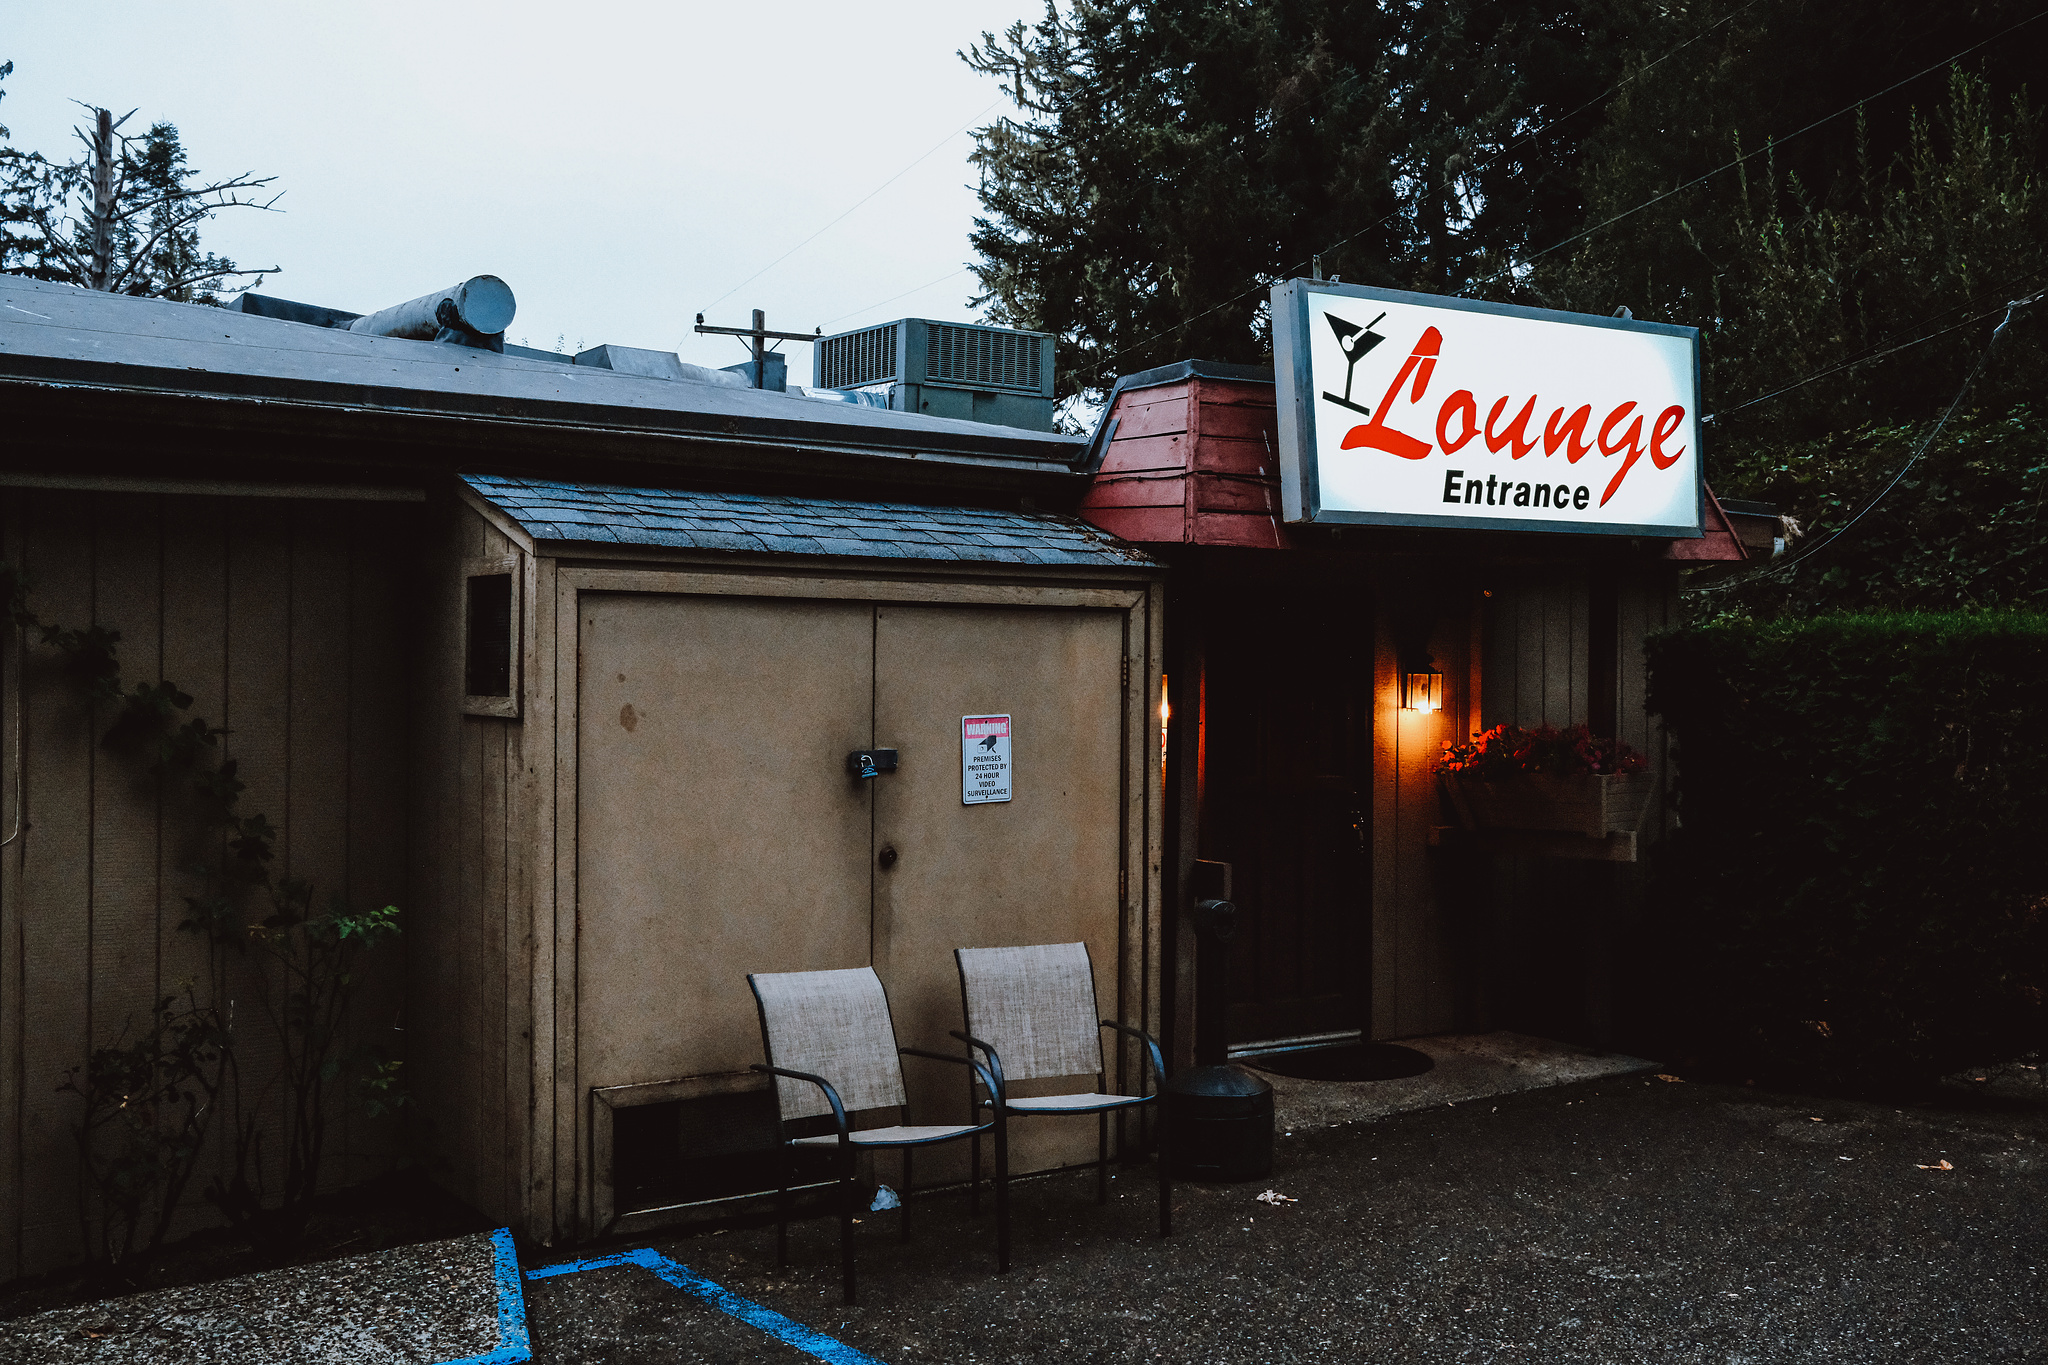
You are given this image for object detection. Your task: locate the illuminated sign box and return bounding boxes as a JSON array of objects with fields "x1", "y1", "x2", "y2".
[{"x1": 1272, "y1": 280, "x2": 1703, "y2": 538}]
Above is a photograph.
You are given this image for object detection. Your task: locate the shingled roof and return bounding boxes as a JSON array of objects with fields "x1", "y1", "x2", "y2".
[{"x1": 464, "y1": 475, "x2": 1156, "y2": 569}]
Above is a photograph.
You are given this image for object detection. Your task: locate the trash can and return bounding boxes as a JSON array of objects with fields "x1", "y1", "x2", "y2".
[{"x1": 1161, "y1": 897, "x2": 1274, "y2": 1181}]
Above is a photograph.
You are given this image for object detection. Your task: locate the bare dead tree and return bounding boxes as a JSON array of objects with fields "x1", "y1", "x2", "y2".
[{"x1": 4, "y1": 101, "x2": 281, "y2": 300}]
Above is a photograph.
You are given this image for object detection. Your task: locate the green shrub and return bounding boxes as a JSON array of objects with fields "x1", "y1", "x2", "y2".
[{"x1": 1643, "y1": 611, "x2": 2048, "y2": 1090}]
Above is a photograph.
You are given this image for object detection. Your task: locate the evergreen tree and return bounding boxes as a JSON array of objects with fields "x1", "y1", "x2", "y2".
[{"x1": 962, "y1": 0, "x2": 1627, "y2": 403}]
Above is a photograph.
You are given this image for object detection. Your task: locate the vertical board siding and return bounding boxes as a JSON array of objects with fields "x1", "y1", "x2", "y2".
[
  {"x1": 88, "y1": 498, "x2": 162, "y2": 1070},
  {"x1": 1472, "y1": 560, "x2": 1679, "y2": 1043},
  {"x1": 343, "y1": 512, "x2": 410, "y2": 1187},
  {"x1": 0, "y1": 498, "x2": 20, "y2": 1277},
  {"x1": 1372, "y1": 584, "x2": 1470, "y2": 1041},
  {"x1": 0, "y1": 491, "x2": 415, "y2": 1279},
  {"x1": 14, "y1": 492, "x2": 97, "y2": 1270},
  {"x1": 406, "y1": 505, "x2": 529, "y2": 1222},
  {"x1": 157, "y1": 499, "x2": 229, "y2": 1216}
]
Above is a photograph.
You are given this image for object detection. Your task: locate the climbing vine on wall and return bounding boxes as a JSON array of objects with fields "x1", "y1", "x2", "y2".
[{"x1": 1, "y1": 561, "x2": 402, "y2": 1276}]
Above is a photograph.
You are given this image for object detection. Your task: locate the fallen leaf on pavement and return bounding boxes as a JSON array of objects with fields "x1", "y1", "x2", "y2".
[{"x1": 1654, "y1": 1074, "x2": 1686, "y2": 1083}]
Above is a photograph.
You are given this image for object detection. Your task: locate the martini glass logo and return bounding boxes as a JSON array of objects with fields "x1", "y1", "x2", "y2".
[{"x1": 1320, "y1": 309, "x2": 1388, "y2": 416}]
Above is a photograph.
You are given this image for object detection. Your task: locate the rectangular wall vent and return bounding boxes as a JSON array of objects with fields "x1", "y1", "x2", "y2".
[
  {"x1": 926, "y1": 323, "x2": 1042, "y2": 392},
  {"x1": 817, "y1": 323, "x2": 898, "y2": 390},
  {"x1": 464, "y1": 573, "x2": 513, "y2": 698}
]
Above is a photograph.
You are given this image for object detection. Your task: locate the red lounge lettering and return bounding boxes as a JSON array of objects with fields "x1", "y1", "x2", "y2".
[
  {"x1": 1650, "y1": 405, "x2": 1686, "y2": 468},
  {"x1": 1341, "y1": 327, "x2": 1441, "y2": 460},
  {"x1": 1597, "y1": 402, "x2": 1645, "y2": 507},
  {"x1": 1336, "y1": 330, "x2": 1688, "y2": 507},
  {"x1": 1436, "y1": 390, "x2": 1480, "y2": 453},
  {"x1": 1543, "y1": 405, "x2": 1594, "y2": 463},
  {"x1": 1484, "y1": 395, "x2": 1539, "y2": 459}
]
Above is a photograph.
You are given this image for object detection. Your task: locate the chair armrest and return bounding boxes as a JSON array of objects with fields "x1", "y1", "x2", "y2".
[
  {"x1": 1100, "y1": 1020, "x2": 1167, "y2": 1090},
  {"x1": 749, "y1": 1063, "x2": 850, "y2": 1140},
  {"x1": 947, "y1": 1030, "x2": 1009, "y2": 1099},
  {"x1": 899, "y1": 1046, "x2": 1001, "y2": 1102}
]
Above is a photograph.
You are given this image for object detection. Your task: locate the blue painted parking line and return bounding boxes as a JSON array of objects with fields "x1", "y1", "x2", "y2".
[
  {"x1": 527, "y1": 1247, "x2": 888, "y2": 1365},
  {"x1": 443, "y1": 1228, "x2": 533, "y2": 1364}
]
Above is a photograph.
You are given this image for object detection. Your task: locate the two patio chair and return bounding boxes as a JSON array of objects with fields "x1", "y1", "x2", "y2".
[{"x1": 747, "y1": 942, "x2": 1168, "y2": 1303}]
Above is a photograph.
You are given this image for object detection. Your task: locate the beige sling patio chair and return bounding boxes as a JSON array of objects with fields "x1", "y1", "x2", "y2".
[
  {"x1": 952, "y1": 942, "x2": 1171, "y2": 1242},
  {"x1": 748, "y1": 965, "x2": 1007, "y2": 1303}
]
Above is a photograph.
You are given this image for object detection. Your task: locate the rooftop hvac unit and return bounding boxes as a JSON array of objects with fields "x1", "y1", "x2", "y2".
[{"x1": 813, "y1": 318, "x2": 1055, "y2": 431}]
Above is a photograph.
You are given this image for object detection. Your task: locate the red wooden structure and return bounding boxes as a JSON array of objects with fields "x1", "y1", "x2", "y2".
[{"x1": 1078, "y1": 364, "x2": 1295, "y2": 549}]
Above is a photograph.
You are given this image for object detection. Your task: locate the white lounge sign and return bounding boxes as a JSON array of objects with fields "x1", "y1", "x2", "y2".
[
  {"x1": 961, "y1": 714, "x2": 1012, "y2": 805},
  {"x1": 1272, "y1": 280, "x2": 1703, "y2": 537}
]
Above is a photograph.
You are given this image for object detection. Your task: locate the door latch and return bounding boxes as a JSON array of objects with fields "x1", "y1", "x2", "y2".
[{"x1": 846, "y1": 749, "x2": 899, "y2": 779}]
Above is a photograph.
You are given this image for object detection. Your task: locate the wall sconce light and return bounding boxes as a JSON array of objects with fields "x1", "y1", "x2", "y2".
[{"x1": 1402, "y1": 668, "x2": 1443, "y2": 713}]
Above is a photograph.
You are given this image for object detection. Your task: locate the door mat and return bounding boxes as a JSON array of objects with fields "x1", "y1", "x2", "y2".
[
  {"x1": 0, "y1": 1227, "x2": 528, "y2": 1364},
  {"x1": 1245, "y1": 1042, "x2": 1436, "y2": 1082}
]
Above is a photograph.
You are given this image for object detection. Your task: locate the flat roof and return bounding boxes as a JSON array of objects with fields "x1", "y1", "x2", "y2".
[{"x1": 0, "y1": 275, "x2": 1087, "y2": 486}]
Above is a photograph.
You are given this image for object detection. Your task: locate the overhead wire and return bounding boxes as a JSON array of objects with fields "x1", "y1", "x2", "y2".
[
  {"x1": 1460, "y1": 5, "x2": 2048, "y2": 297},
  {"x1": 1096, "y1": 0, "x2": 1769, "y2": 367},
  {"x1": 822, "y1": 266, "x2": 973, "y2": 330},
  {"x1": 1097, "y1": 3, "x2": 2046, "y2": 372},
  {"x1": 698, "y1": 98, "x2": 1004, "y2": 318},
  {"x1": 1702, "y1": 282, "x2": 2038, "y2": 427},
  {"x1": 1695, "y1": 289, "x2": 2043, "y2": 592}
]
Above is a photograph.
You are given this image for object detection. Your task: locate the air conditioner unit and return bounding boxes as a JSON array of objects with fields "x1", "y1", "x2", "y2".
[{"x1": 812, "y1": 318, "x2": 1055, "y2": 431}]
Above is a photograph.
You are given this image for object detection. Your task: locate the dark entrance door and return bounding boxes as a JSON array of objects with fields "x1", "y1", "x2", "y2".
[{"x1": 1198, "y1": 568, "x2": 1374, "y2": 1045}]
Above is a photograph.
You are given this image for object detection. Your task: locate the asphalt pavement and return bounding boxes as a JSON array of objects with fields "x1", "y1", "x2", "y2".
[{"x1": 521, "y1": 1068, "x2": 2048, "y2": 1363}]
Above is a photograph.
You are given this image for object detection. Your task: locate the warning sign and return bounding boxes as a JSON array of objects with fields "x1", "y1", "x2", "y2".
[{"x1": 961, "y1": 714, "x2": 1012, "y2": 805}]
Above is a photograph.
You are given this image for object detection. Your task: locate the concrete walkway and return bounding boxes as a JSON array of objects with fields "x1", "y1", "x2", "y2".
[{"x1": 1248, "y1": 1030, "x2": 1663, "y2": 1132}]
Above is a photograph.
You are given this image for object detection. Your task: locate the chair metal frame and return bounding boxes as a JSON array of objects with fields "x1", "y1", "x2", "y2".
[
  {"x1": 748, "y1": 968, "x2": 1009, "y2": 1303},
  {"x1": 951, "y1": 943, "x2": 1172, "y2": 1243}
]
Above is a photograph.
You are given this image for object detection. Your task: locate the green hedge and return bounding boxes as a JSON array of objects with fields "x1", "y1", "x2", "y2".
[{"x1": 1642, "y1": 612, "x2": 2048, "y2": 1090}]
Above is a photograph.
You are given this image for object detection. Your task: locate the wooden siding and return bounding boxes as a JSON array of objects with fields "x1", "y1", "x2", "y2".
[
  {"x1": 1369, "y1": 579, "x2": 1476, "y2": 1041},
  {"x1": 0, "y1": 489, "x2": 416, "y2": 1280},
  {"x1": 1080, "y1": 379, "x2": 1292, "y2": 549},
  {"x1": 1473, "y1": 562, "x2": 1679, "y2": 1042},
  {"x1": 410, "y1": 501, "x2": 530, "y2": 1227}
]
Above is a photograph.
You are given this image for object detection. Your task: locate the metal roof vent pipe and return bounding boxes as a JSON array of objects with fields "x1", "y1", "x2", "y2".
[
  {"x1": 1161, "y1": 896, "x2": 1274, "y2": 1182},
  {"x1": 347, "y1": 276, "x2": 515, "y2": 353}
]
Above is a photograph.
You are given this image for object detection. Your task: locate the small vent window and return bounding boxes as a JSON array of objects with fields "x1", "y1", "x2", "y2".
[
  {"x1": 926, "y1": 324, "x2": 1041, "y2": 392},
  {"x1": 819, "y1": 324, "x2": 898, "y2": 389},
  {"x1": 465, "y1": 573, "x2": 513, "y2": 698}
]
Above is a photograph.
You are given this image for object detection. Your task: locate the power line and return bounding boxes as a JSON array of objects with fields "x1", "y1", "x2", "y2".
[
  {"x1": 1685, "y1": 262, "x2": 2048, "y2": 424},
  {"x1": 1098, "y1": 0, "x2": 1768, "y2": 367},
  {"x1": 1462, "y1": 5, "x2": 2048, "y2": 296},
  {"x1": 699, "y1": 99, "x2": 1002, "y2": 317},
  {"x1": 822, "y1": 266, "x2": 972, "y2": 330},
  {"x1": 1099, "y1": 3, "x2": 2046, "y2": 373},
  {"x1": 1697, "y1": 290, "x2": 2042, "y2": 592}
]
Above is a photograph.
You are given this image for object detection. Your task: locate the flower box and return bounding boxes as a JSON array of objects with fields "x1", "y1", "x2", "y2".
[{"x1": 1443, "y1": 769, "x2": 1654, "y2": 838}]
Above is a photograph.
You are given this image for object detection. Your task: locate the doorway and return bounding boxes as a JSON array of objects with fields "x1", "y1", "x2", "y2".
[{"x1": 1196, "y1": 573, "x2": 1375, "y2": 1046}]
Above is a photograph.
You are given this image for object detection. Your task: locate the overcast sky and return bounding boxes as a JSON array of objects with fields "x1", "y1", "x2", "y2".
[{"x1": 3, "y1": 1, "x2": 1037, "y2": 375}]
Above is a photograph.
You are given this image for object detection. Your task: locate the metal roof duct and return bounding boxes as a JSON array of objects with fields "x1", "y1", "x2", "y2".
[{"x1": 348, "y1": 276, "x2": 515, "y2": 350}]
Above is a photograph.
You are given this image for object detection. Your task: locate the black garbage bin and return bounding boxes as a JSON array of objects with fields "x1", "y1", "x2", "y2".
[{"x1": 1162, "y1": 896, "x2": 1274, "y2": 1181}]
